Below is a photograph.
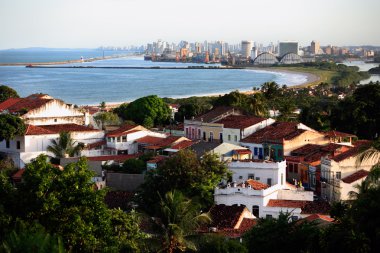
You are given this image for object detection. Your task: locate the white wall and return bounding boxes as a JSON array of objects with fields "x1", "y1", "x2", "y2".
[{"x1": 229, "y1": 160, "x2": 286, "y2": 187}]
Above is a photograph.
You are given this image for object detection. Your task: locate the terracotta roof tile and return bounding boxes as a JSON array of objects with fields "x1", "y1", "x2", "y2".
[
  {"x1": 239, "y1": 218, "x2": 257, "y2": 232},
  {"x1": 85, "y1": 140, "x2": 106, "y2": 150},
  {"x1": 324, "y1": 130, "x2": 356, "y2": 138},
  {"x1": 241, "y1": 122, "x2": 307, "y2": 144},
  {"x1": 0, "y1": 97, "x2": 52, "y2": 114},
  {"x1": 25, "y1": 124, "x2": 100, "y2": 135},
  {"x1": 215, "y1": 115, "x2": 266, "y2": 130},
  {"x1": 267, "y1": 199, "x2": 307, "y2": 208},
  {"x1": 332, "y1": 141, "x2": 371, "y2": 162},
  {"x1": 86, "y1": 154, "x2": 139, "y2": 162},
  {"x1": 170, "y1": 140, "x2": 194, "y2": 150},
  {"x1": 341, "y1": 170, "x2": 369, "y2": 184},
  {"x1": 234, "y1": 149, "x2": 252, "y2": 155},
  {"x1": 246, "y1": 179, "x2": 269, "y2": 190},
  {"x1": 208, "y1": 204, "x2": 246, "y2": 230},
  {"x1": 304, "y1": 214, "x2": 334, "y2": 223},
  {"x1": 194, "y1": 106, "x2": 240, "y2": 122},
  {"x1": 291, "y1": 144, "x2": 322, "y2": 156},
  {"x1": 135, "y1": 136, "x2": 164, "y2": 145},
  {"x1": 106, "y1": 125, "x2": 139, "y2": 137}
]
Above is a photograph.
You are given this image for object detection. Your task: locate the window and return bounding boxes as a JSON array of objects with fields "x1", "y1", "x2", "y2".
[
  {"x1": 248, "y1": 174, "x2": 255, "y2": 179},
  {"x1": 228, "y1": 135, "x2": 231, "y2": 141},
  {"x1": 289, "y1": 163, "x2": 294, "y2": 173},
  {"x1": 203, "y1": 132, "x2": 206, "y2": 141},
  {"x1": 198, "y1": 129, "x2": 201, "y2": 139},
  {"x1": 254, "y1": 147, "x2": 258, "y2": 156},
  {"x1": 294, "y1": 164, "x2": 299, "y2": 173},
  {"x1": 54, "y1": 118, "x2": 57, "y2": 122},
  {"x1": 122, "y1": 136, "x2": 127, "y2": 142},
  {"x1": 234, "y1": 135, "x2": 238, "y2": 142},
  {"x1": 6, "y1": 140, "x2": 10, "y2": 149},
  {"x1": 219, "y1": 133, "x2": 223, "y2": 143},
  {"x1": 267, "y1": 178, "x2": 272, "y2": 186},
  {"x1": 209, "y1": 132, "x2": 214, "y2": 142},
  {"x1": 336, "y1": 172, "x2": 341, "y2": 180},
  {"x1": 16, "y1": 141, "x2": 20, "y2": 150},
  {"x1": 255, "y1": 177, "x2": 260, "y2": 181},
  {"x1": 266, "y1": 214, "x2": 273, "y2": 219},
  {"x1": 239, "y1": 176, "x2": 243, "y2": 179},
  {"x1": 252, "y1": 205, "x2": 259, "y2": 218},
  {"x1": 259, "y1": 148, "x2": 263, "y2": 159}
]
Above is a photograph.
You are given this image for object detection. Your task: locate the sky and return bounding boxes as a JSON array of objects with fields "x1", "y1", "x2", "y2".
[{"x1": 0, "y1": 0, "x2": 379, "y2": 49}]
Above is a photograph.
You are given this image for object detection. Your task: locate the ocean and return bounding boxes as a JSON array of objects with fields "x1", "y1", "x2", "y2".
[{"x1": 0, "y1": 50, "x2": 310, "y2": 105}]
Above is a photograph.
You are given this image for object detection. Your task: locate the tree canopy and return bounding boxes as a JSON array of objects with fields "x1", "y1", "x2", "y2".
[
  {"x1": 93, "y1": 111, "x2": 120, "y2": 130},
  {"x1": 115, "y1": 95, "x2": 171, "y2": 128},
  {"x1": 0, "y1": 155, "x2": 147, "y2": 252},
  {"x1": 138, "y1": 149, "x2": 230, "y2": 214},
  {"x1": 46, "y1": 131, "x2": 84, "y2": 159},
  {"x1": 0, "y1": 85, "x2": 19, "y2": 103},
  {"x1": 0, "y1": 114, "x2": 26, "y2": 141}
]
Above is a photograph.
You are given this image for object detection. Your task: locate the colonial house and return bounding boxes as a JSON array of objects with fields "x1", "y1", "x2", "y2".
[
  {"x1": 0, "y1": 124, "x2": 104, "y2": 168},
  {"x1": 0, "y1": 94, "x2": 89, "y2": 126},
  {"x1": 285, "y1": 143, "x2": 351, "y2": 191},
  {"x1": 320, "y1": 141, "x2": 377, "y2": 202},
  {"x1": 214, "y1": 115, "x2": 275, "y2": 145},
  {"x1": 240, "y1": 122, "x2": 329, "y2": 162},
  {"x1": 184, "y1": 106, "x2": 242, "y2": 142},
  {"x1": 214, "y1": 159, "x2": 317, "y2": 219}
]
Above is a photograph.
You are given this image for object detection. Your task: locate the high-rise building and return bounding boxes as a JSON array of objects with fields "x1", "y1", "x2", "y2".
[
  {"x1": 251, "y1": 47, "x2": 258, "y2": 59},
  {"x1": 311, "y1": 41, "x2": 320, "y2": 55},
  {"x1": 241, "y1": 40, "x2": 253, "y2": 58},
  {"x1": 278, "y1": 41, "x2": 299, "y2": 57}
]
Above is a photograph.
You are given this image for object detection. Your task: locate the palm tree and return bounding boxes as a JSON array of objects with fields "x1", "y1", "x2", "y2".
[
  {"x1": 157, "y1": 190, "x2": 210, "y2": 253},
  {"x1": 47, "y1": 131, "x2": 84, "y2": 159},
  {"x1": 350, "y1": 139, "x2": 380, "y2": 199},
  {"x1": 248, "y1": 93, "x2": 268, "y2": 117}
]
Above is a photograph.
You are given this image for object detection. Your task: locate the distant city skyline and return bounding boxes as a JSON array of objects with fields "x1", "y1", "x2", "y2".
[{"x1": 0, "y1": 0, "x2": 379, "y2": 50}]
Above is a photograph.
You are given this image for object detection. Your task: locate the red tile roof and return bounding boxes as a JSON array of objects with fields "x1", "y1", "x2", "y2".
[
  {"x1": 194, "y1": 106, "x2": 240, "y2": 122},
  {"x1": 246, "y1": 179, "x2": 269, "y2": 190},
  {"x1": 170, "y1": 140, "x2": 194, "y2": 150},
  {"x1": 11, "y1": 169, "x2": 25, "y2": 181},
  {"x1": 239, "y1": 218, "x2": 257, "y2": 232},
  {"x1": 85, "y1": 140, "x2": 106, "y2": 150},
  {"x1": 324, "y1": 130, "x2": 356, "y2": 138},
  {"x1": 267, "y1": 199, "x2": 307, "y2": 208},
  {"x1": 208, "y1": 204, "x2": 246, "y2": 230},
  {"x1": 25, "y1": 124, "x2": 100, "y2": 135},
  {"x1": 0, "y1": 97, "x2": 52, "y2": 114},
  {"x1": 291, "y1": 144, "x2": 322, "y2": 156},
  {"x1": 304, "y1": 214, "x2": 334, "y2": 223},
  {"x1": 106, "y1": 125, "x2": 139, "y2": 137},
  {"x1": 266, "y1": 199, "x2": 331, "y2": 215},
  {"x1": 332, "y1": 141, "x2": 371, "y2": 162},
  {"x1": 215, "y1": 115, "x2": 266, "y2": 130},
  {"x1": 341, "y1": 170, "x2": 369, "y2": 184},
  {"x1": 147, "y1": 156, "x2": 166, "y2": 164},
  {"x1": 234, "y1": 149, "x2": 252, "y2": 155},
  {"x1": 0, "y1": 98, "x2": 22, "y2": 111},
  {"x1": 241, "y1": 122, "x2": 307, "y2": 144},
  {"x1": 135, "y1": 135, "x2": 165, "y2": 145},
  {"x1": 86, "y1": 154, "x2": 139, "y2": 162}
]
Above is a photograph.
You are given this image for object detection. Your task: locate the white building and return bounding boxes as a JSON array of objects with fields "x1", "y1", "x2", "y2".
[
  {"x1": 214, "y1": 160, "x2": 315, "y2": 219},
  {"x1": 0, "y1": 124, "x2": 104, "y2": 168},
  {"x1": 241, "y1": 40, "x2": 254, "y2": 59},
  {"x1": 215, "y1": 115, "x2": 275, "y2": 145},
  {"x1": 320, "y1": 141, "x2": 377, "y2": 202}
]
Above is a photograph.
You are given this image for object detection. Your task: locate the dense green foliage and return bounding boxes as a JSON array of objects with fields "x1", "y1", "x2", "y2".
[
  {"x1": 0, "y1": 114, "x2": 26, "y2": 141},
  {"x1": 122, "y1": 158, "x2": 146, "y2": 174},
  {"x1": 93, "y1": 111, "x2": 120, "y2": 129},
  {"x1": 0, "y1": 85, "x2": 19, "y2": 103},
  {"x1": 138, "y1": 149, "x2": 230, "y2": 214},
  {"x1": 155, "y1": 190, "x2": 210, "y2": 253},
  {"x1": 244, "y1": 213, "x2": 321, "y2": 253},
  {"x1": 331, "y1": 83, "x2": 380, "y2": 139},
  {"x1": 192, "y1": 234, "x2": 248, "y2": 253},
  {"x1": 0, "y1": 155, "x2": 147, "y2": 252},
  {"x1": 115, "y1": 95, "x2": 171, "y2": 128}
]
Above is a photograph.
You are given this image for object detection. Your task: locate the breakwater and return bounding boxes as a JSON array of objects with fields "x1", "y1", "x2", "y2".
[{"x1": 25, "y1": 65, "x2": 243, "y2": 70}]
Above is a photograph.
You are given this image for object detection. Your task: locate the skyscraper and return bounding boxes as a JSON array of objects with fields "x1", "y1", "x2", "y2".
[
  {"x1": 311, "y1": 41, "x2": 320, "y2": 55},
  {"x1": 241, "y1": 40, "x2": 253, "y2": 58},
  {"x1": 278, "y1": 41, "x2": 299, "y2": 57}
]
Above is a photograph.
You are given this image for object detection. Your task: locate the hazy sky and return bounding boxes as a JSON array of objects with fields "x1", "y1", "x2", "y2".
[{"x1": 0, "y1": 0, "x2": 379, "y2": 49}]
